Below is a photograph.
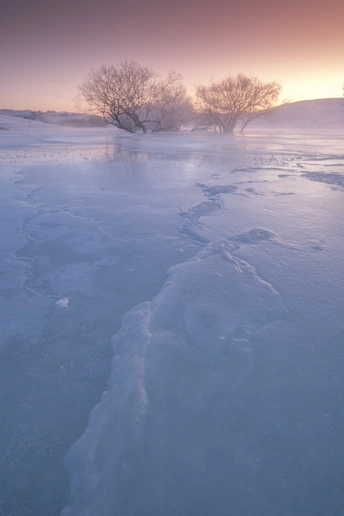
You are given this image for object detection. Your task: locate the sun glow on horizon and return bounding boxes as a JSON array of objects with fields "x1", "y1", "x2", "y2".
[{"x1": 281, "y1": 73, "x2": 344, "y2": 103}]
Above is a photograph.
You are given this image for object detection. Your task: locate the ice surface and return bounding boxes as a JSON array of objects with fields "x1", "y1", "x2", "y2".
[{"x1": 1, "y1": 116, "x2": 344, "y2": 516}]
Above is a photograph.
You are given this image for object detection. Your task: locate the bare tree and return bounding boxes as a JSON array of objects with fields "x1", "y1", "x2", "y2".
[
  {"x1": 194, "y1": 74, "x2": 281, "y2": 133},
  {"x1": 77, "y1": 61, "x2": 192, "y2": 133},
  {"x1": 148, "y1": 72, "x2": 193, "y2": 132}
]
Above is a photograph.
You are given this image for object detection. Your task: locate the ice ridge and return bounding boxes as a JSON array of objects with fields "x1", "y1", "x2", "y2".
[{"x1": 62, "y1": 233, "x2": 286, "y2": 516}]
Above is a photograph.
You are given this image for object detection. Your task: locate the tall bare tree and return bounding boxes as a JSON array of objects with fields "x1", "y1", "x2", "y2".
[
  {"x1": 195, "y1": 74, "x2": 281, "y2": 133},
  {"x1": 77, "y1": 61, "x2": 192, "y2": 133}
]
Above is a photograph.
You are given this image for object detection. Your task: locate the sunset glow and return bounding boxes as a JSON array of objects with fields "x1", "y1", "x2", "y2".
[{"x1": 1, "y1": 0, "x2": 343, "y2": 111}]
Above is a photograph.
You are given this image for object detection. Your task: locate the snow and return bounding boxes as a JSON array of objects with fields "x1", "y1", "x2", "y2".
[
  {"x1": 56, "y1": 297, "x2": 69, "y2": 308},
  {"x1": 0, "y1": 109, "x2": 104, "y2": 127},
  {"x1": 250, "y1": 98, "x2": 344, "y2": 130},
  {"x1": 1, "y1": 103, "x2": 344, "y2": 516}
]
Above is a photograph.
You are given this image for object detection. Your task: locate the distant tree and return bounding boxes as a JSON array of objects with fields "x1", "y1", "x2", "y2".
[
  {"x1": 194, "y1": 74, "x2": 282, "y2": 133},
  {"x1": 77, "y1": 61, "x2": 192, "y2": 133}
]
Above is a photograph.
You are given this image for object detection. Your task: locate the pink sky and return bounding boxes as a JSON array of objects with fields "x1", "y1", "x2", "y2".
[{"x1": 1, "y1": 0, "x2": 343, "y2": 111}]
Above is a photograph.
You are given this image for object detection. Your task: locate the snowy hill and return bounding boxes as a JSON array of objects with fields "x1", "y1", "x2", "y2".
[
  {"x1": 0, "y1": 109, "x2": 33, "y2": 118},
  {"x1": 251, "y1": 98, "x2": 344, "y2": 130},
  {"x1": 0, "y1": 113, "x2": 47, "y2": 131},
  {"x1": 0, "y1": 109, "x2": 105, "y2": 127}
]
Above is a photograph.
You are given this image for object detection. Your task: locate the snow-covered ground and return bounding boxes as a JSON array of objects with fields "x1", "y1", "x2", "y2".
[
  {"x1": 250, "y1": 98, "x2": 344, "y2": 130},
  {"x1": 1, "y1": 107, "x2": 344, "y2": 516},
  {"x1": 0, "y1": 109, "x2": 105, "y2": 127}
]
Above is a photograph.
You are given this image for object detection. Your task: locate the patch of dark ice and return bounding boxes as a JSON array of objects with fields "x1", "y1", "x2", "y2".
[{"x1": 301, "y1": 172, "x2": 344, "y2": 187}]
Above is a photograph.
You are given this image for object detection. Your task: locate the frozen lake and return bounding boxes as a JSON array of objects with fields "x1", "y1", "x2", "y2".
[{"x1": 1, "y1": 124, "x2": 344, "y2": 515}]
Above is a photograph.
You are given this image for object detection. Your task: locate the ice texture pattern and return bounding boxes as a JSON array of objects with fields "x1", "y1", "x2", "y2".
[{"x1": 1, "y1": 115, "x2": 344, "y2": 516}]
